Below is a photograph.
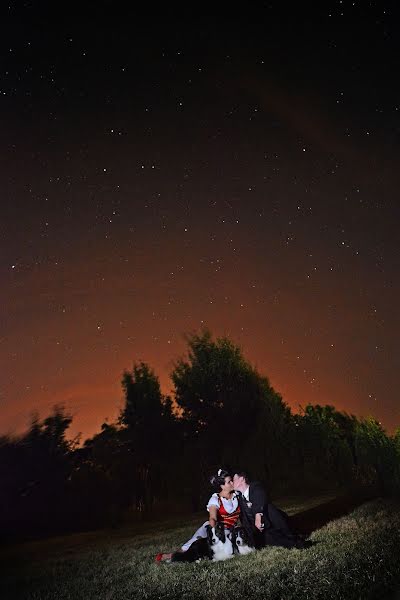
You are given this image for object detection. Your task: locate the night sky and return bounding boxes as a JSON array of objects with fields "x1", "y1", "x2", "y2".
[{"x1": 1, "y1": 3, "x2": 399, "y2": 441}]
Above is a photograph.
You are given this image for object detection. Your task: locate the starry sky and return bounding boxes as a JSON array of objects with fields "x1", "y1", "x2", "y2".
[{"x1": 1, "y1": 3, "x2": 399, "y2": 441}]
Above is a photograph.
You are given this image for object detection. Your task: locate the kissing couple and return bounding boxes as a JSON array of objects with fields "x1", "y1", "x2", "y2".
[{"x1": 156, "y1": 467, "x2": 307, "y2": 563}]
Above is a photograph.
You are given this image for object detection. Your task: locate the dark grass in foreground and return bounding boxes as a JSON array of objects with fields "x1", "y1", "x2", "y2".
[{"x1": 3, "y1": 498, "x2": 400, "y2": 600}]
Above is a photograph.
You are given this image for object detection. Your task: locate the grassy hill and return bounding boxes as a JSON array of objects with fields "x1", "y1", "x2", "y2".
[{"x1": 2, "y1": 494, "x2": 400, "y2": 600}]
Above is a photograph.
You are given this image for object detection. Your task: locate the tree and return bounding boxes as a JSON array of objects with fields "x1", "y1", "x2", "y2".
[
  {"x1": 71, "y1": 422, "x2": 130, "y2": 528},
  {"x1": 119, "y1": 362, "x2": 177, "y2": 512},
  {"x1": 0, "y1": 405, "x2": 76, "y2": 538},
  {"x1": 171, "y1": 329, "x2": 291, "y2": 496},
  {"x1": 294, "y1": 405, "x2": 355, "y2": 489},
  {"x1": 355, "y1": 417, "x2": 400, "y2": 493}
]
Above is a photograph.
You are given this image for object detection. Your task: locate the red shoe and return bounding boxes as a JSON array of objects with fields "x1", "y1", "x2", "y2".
[{"x1": 155, "y1": 552, "x2": 172, "y2": 563}]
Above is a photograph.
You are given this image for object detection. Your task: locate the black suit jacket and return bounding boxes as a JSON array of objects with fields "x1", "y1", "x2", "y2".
[
  {"x1": 247, "y1": 481, "x2": 269, "y2": 516},
  {"x1": 238, "y1": 482, "x2": 297, "y2": 549},
  {"x1": 237, "y1": 481, "x2": 268, "y2": 548}
]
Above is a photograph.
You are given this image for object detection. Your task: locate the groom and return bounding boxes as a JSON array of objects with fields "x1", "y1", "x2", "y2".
[{"x1": 233, "y1": 470, "x2": 305, "y2": 549}]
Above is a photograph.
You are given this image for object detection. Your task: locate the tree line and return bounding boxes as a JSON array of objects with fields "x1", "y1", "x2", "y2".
[{"x1": 1, "y1": 329, "x2": 399, "y2": 541}]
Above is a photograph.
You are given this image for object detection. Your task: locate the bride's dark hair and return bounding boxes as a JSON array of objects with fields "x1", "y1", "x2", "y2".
[{"x1": 209, "y1": 468, "x2": 231, "y2": 492}]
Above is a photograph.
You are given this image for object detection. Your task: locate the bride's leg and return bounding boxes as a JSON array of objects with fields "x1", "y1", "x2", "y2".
[
  {"x1": 181, "y1": 521, "x2": 209, "y2": 551},
  {"x1": 155, "y1": 520, "x2": 210, "y2": 562}
]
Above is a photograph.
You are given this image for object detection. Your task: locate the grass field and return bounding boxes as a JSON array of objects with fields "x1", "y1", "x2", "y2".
[{"x1": 2, "y1": 495, "x2": 400, "y2": 600}]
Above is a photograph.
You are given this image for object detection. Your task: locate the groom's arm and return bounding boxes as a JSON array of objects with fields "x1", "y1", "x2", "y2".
[
  {"x1": 252, "y1": 483, "x2": 267, "y2": 530},
  {"x1": 251, "y1": 483, "x2": 266, "y2": 514}
]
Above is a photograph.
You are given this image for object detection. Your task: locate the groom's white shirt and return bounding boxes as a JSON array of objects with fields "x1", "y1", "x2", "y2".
[{"x1": 243, "y1": 486, "x2": 250, "y2": 501}]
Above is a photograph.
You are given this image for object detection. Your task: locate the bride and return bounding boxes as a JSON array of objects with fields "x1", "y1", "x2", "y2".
[{"x1": 155, "y1": 468, "x2": 240, "y2": 562}]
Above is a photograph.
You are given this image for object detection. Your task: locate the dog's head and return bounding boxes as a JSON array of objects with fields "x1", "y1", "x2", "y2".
[
  {"x1": 233, "y1": 526, "x2": 253, "y2": 549},
  {"x1": 206, "y1": 522, "x2": 226, "y2": 546}
]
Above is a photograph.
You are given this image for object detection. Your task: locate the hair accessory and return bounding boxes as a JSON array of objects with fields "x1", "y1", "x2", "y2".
[{"x1": 217, "y1": 468, "x2": 222, "y2": 476}]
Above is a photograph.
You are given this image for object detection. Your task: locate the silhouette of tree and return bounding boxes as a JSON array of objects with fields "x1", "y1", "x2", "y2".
[
  {"x1": 394, "y1": 428, "x2": 400, "y2": 456},
  {"x1": 0, "y1": 405, "x2": 75, "y2": 538},
  {"x1": 171, "y1": 329, "x2": 291, "y2": 496},
  {"x1": 294, "y1": 405, "x2": 355, "y2": 488},
  {"x1": 119, "y1": 362, "x2": 177, "y2": 512},
  {"x1": 355, "y1": 417, "x2": 400, "y2": 493},
  {"x1": 69, "y1": 422, "x2": 130, "y2": 528}
]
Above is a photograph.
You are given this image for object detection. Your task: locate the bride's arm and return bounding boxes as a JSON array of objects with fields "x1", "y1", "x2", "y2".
[{"x1": 208, "y1": 505, "x2": 218, "y2": 527}]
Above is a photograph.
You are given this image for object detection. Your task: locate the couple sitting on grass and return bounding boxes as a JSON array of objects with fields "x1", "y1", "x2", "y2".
[{"x1": 156, "y1": 468, "x2": 307, "y2": 563}]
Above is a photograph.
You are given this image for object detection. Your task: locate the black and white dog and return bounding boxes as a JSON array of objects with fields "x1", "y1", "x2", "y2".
[
  {"x1": 209, "y1": 522, "x2": 234, "y2": 562},
  {"x1": 171, "y1": 523, "x2": 234, "y2": 563},
  {"x1": 232, "y1": 526, "x2": 256, "y2": 556}
]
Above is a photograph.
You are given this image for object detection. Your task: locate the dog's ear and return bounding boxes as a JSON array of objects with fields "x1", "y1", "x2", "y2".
[
  {"x1": 216, "y1": 522, "x2": 225, "y2": 542},
  {"x1": 206, "y1": 524, "x2": 213, "y2": 544}
]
